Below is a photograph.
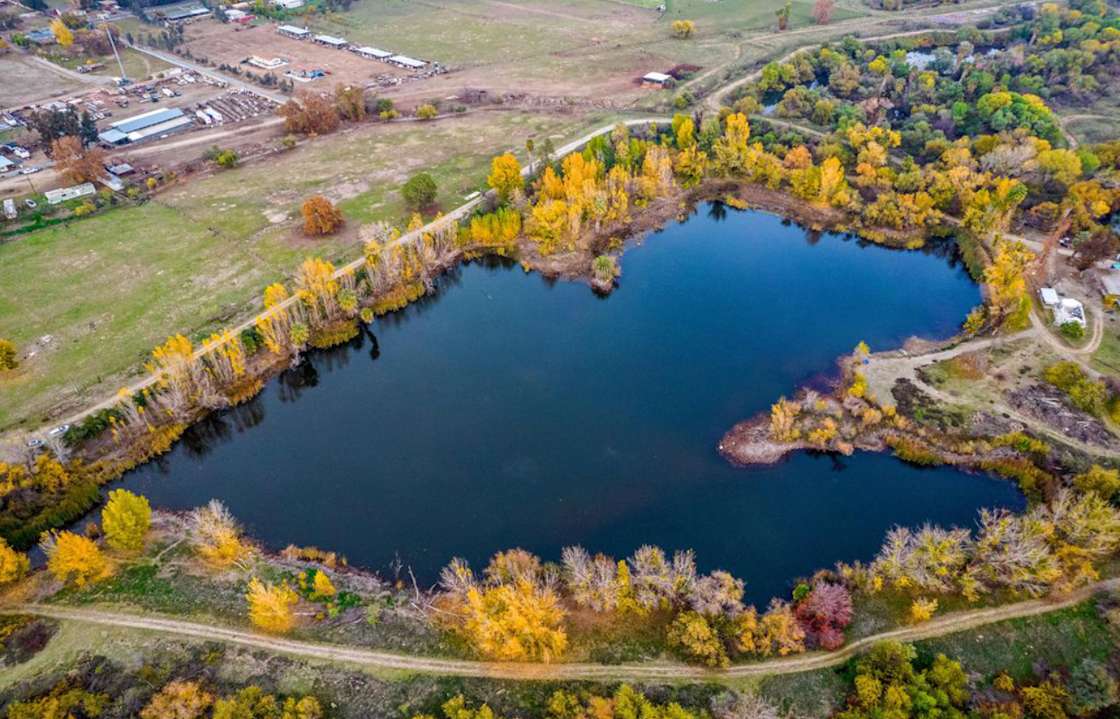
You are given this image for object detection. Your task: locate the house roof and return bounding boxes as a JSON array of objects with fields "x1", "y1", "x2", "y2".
[
  {"x1": 643, "y1": 71, "x2": 671, "y2": 83},
  {"x1": 111, "y1": 107, "x2": 184, "y2": 134},
  {"x1": 390, "y1": 54, "x2": 425, "y2": 68}
]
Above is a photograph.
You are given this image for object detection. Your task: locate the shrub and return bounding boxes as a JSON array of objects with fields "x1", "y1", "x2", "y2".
[
  {"x1": 1060, "y1": 321, "x2": 1085, "y2": 341},
  {"x1": 402, "y1": 172, "x2": 438, "y2": 211},
  {"x1": 667, "y1": 610, "x2": 728, "y2": 667},
  {"x1": 246, "y1": 577, "x2": 299, "y2": 633},
  {"x1": 300, "y1": 195, "x2": 344, "y2": 236},
  {"x1": 0, "y1": 338, "x2": 17, "y2": 370},
  {"x1": 1043, "y1": 361, "x2": 1108, "y2": 415},
  {"x1": 415, "y1": 103, "x2": 438, "y2": 120},
  {"x1": 0, "y1": 537, "x2": 29, "y2": 585}
]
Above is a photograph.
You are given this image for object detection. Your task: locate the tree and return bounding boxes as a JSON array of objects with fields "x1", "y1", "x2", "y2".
[
  {"x1": 50, "y1": 17, "x2": 73, "y2": 46},
  {"x1": 775, "y1": 0, "x2": 791, "y2": 30},
  {"x1": 51, "y1": 135, "x2": 106, "y2": 183},
  {"x1": 334, "y1": 83, "x2": 366, "y2": 121},
  {"x1": 43, "y1": 530, "x2": 111, "y2": 587},
  {"x1": 188, "y1": 500, "x2": 250, "y2": 567},
  {"x1": 459, "y1": 578, "x2": 568, "y2": 661},
  {"x1": 141, "y1": 680, "x2": 214, "y2": 719},
  {"x1": 909, "y1": 597, "x2": 938, "y2": 623},
  {"x1": 246, "y1": 577, "x2": 299, "y2": 633},
  {"x1": 0, "y1": 537, "x2": 29, "y2": 585},
  {"x1": 795, "y1": 581, "x2": 852, "y2": 649},
  {"x1": 671, "y1": 19, "x2": 696, "y2": 38},
  {"x1": 667, "y1": 610, "x2": 728, "y2": 667},
  {"x1": 487, "y1": 153, "x2": 523, "y2": 203},
  {"x1": 101, "y1": 489, "x2": 151, "y2": 552},
  {"x1": 402, "y1": 172, "x2": 438, "y2": 211},
  {"x1": 310, "y1": 569, "x2": 336, "y2": 599},
  {"x1": 0, "y1": 338, "x2": 17, "y2": 370},
  {"x1": 415, "y1": 103, "x2": 438, "y2": 120},
  {"x1": 301, "y1": 195, "x2": 344, "y2": 236},
  {"x1": 1074, "y1": 465, "x2": 1120, "y2": 501},
  {"x1": 811, "y1": 0, "x2": 834, "y2": 24},
  {"x1": 1068, "y1": 658, "x2": 1119, "y2": 715},
  {"x1": 278, "y1": 92, "x2": 340, "y2": 135}
]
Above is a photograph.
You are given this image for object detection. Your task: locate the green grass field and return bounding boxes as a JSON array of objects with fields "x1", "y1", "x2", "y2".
[
  {"x1": 0, "y1": 111, "x2": 600, "y2": 431},
  {"x1": 40, "y1": 47, "x2": 172, "y2": 81}
]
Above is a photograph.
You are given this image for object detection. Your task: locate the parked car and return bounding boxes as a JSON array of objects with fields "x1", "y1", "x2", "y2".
[
  {"x1": 24, "y1": 198, "x2": 37, "y2": 209},
  {"x1": 19, "y1": 166, "x2": 40, "y2": 175},
  {"x1": 26, "y1": 438, "x2": 44, "y2": 449},
  {"x1": 47, "y1": 424, "x2": 71, "y2": 438}
]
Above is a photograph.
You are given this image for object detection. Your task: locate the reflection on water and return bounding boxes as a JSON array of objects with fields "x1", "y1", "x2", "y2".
[{"x1": 115, "y1": 204, "x2": 1021, "y2": 604}]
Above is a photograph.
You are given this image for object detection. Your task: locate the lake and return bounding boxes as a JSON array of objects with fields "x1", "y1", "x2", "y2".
[{"x1": 117, "y1": 203, "x2": 1024, "y2": 605}]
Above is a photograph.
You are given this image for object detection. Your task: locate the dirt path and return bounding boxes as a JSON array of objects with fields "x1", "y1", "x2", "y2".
[{"x1": 5, "y1": 579, "x2": 1116, "y2": 681}]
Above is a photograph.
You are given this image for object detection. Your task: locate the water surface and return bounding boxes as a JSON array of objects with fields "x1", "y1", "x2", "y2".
[{"x1": 119, "y1": 204, "x2": 1023, "y2": 604}]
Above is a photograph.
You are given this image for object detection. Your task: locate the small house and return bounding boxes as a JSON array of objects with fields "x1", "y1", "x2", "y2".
[
  {"x1": 1039, "y1": 287, "x2": 1060, "y2": 308},
  {"x1": 642, "y1": 71, "x2": 672, "y2": 87},
  {"x1": 354, "y1": 46, "x2": 391, "y2": 60},
  {"x1": 1054, "y1": 297, "x2": 1087, "y2": 328},
  {"x1": 44, "y1": 182, "x2": 96, "y2": 205}
]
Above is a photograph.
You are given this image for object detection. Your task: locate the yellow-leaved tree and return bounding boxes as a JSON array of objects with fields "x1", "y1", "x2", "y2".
[
  {"x1": 42, "y1": 530, "x2": 111, "y2": 587},
  {"x1": 487, "y1": 153, "x2": 523, "y2": 203},
  {"x1": 188, "y1": 500, "x2": 250, "y2": 568},
  {"x1": 0, "y1": 538, "x2": 30, "y2": 585},
  {"x1": 140, "y1": 680, "x2": 214, "y2": 719},
  {"x1": 460, "y1": 578, "x2": 568, "y2": 662},
  {"x1": 101, "y1": 489, "x2": 152, "y2": 552},
  {"x1": 50, "y1": 17, "x2": 73, "y2": 47},
  {"x1": 247, "y1": 577, "x2": 300, "y2": 633}
]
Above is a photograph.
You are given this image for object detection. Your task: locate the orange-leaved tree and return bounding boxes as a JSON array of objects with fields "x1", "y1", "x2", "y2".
[{"x1": 301, "y1": 195, "x2": 344, "y2": 236}]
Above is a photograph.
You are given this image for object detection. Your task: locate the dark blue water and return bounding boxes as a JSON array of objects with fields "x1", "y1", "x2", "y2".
[{"x1": 119, "y1": 204, "x2": 1023, "y2": 605}]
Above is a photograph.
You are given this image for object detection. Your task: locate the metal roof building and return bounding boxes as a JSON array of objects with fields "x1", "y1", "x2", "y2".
[
  {"x1": 45, "y1": 183, "x2": 96, "y2": 205},
  {"x1": 278, "y1": 24, "x2": 309, "y2": 38},
  {"x1": 313, "y1": 34, "x2": 347, "y2": 47},
  {"x1": 389, "y1": 54, "x2": 425, "y2": 69},
  {"x1": 355, "y1": 46, "x2": 391, "y2": 59},
  {"x1": 99, "y1": 107, "x2": 192, "y2": 145}
]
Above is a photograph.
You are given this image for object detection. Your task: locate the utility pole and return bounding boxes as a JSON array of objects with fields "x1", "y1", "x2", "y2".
[{"x1": 104, "y1": 23, "x2": 127, "y2": 83}]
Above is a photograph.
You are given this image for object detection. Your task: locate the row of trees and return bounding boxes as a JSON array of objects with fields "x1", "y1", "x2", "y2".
[{"x1": 433, "y1": 545, "x2": 850, "y2": 666}]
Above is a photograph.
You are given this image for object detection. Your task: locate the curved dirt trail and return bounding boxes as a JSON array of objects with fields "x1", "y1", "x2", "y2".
[{"x1": 6, "y1": 579, "x2": 1117, "y2": 681}]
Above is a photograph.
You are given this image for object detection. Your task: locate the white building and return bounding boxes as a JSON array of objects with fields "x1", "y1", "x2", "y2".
[
  {"x1": 388, "y1": 54, "x2": 425, "y2": 69},
  {"x1": 313, "y1": 33, "x2": 348, "y2": 48},
  {"x1": 1039, "y1": 287, "x2": 1060, "y2": 308},
  {"x1": 277, "y1": 23, "x2": 309, "y2": 38},
  {"x1": 642, "y1": 71, "x2": 672, "y2": 86},
  {"x1": 44, "y1": 183, "x2": 96, "y2": 205},
  {"x1": 1054, "y1": 297, "x2": 1087, "y2": 328},
  {"x1": 354, "y1": 46, "x2": 391, "y2": 60}
]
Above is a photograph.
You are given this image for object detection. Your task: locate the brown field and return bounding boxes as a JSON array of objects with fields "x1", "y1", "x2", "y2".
[
  {"x1": 0, "y1": 54, "x2": 89, "y2": 107},
  {"x1": 178, "y1": 19, "x2": 415, "y2": 90}
]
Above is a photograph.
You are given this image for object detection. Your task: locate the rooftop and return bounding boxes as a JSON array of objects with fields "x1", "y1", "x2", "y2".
[{"x1": 110, "y1": 107, "x2": 185, "y2": 134}]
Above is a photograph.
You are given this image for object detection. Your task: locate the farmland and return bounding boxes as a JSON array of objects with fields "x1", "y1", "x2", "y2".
[{"x1": 0, "y1": 109, "x2": 599, "y2": 430}]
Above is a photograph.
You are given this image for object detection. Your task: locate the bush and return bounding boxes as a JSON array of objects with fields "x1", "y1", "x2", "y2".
[
  {"x1": 1060, "y1": 321, "x2": 1085, "y2": 341},
  {"x1": 415, "y1": 103, "x2": 438, "y2": 120},
  {"x1": 402, "y1": 172, "x2": 438, "y2": 211},
  {"x1": 0, "y1": 338, "x2": 17, "y2": 370},
  {"x1": 1043, "y1": 360, "x2": 1108, "y2": 415}
]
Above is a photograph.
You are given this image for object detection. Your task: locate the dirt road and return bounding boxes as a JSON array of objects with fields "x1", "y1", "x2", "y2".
[{"x1": 5, "y1": 579, "x2": 1116, "y2": 681}]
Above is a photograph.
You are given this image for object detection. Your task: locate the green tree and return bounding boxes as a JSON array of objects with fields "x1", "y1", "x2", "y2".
[{"x1": 402, "y1": 172, "x2": 438, "y2": 211}]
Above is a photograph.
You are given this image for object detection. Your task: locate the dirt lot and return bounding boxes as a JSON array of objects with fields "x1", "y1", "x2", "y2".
[
  {"x1": 0, "y1": 54, "x2": 89, "y2": 108},
  {"x1": 179, "y1": 19, "x2": 416, "y2": 90}
]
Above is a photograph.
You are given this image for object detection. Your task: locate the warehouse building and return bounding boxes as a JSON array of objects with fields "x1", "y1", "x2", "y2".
[
  {"x1": 389, "y1": 54, "x2": 425, "y2": 69},
  {"x1": 278, "y1": 24, "x2": 310, "y2": 39},
  {"x1": 98, "y1": 107, "x2": 193, "y2": 145},
  {"x1": 312, "y1": 34, "x2": 348, "y2": 48},
  {"x1": 354, "y1": 46, "x2": 392, "y2": 60}
]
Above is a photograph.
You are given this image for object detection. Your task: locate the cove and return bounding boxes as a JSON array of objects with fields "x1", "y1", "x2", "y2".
[{"x1": 116, "y1": 203, "x2": 1024, "y2": 605}]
